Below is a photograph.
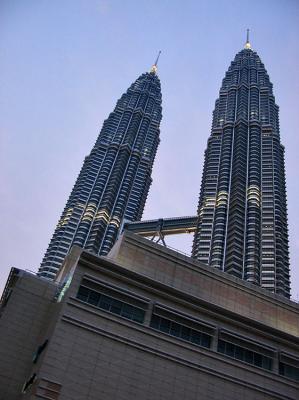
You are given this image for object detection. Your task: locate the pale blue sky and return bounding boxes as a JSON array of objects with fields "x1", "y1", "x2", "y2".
[{"x1": 1, "y1": 0, "x2": 298, "y2": 298}]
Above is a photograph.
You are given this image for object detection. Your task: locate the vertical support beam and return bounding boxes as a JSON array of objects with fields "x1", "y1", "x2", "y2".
[
  {"x1": 211, "y1": 327, "x2": 219, "y2": 352},
  {"x1": 144, "y1": 301, "x2": 155, "y2": 326}
]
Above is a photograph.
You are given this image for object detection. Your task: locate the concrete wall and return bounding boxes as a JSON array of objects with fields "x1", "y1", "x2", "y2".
[
  {"x1": 1, "y1": 233, "x2": 298, "y2": 400},
  {"x1": 0, "y1": 270, "x2": 56, "y2": 400},
  {"x1": 22, "y1": 236, "x2": 299, "y2": 399},
  {"x1": 109, "y1": 232, "x2": 299, "y2": 337}
]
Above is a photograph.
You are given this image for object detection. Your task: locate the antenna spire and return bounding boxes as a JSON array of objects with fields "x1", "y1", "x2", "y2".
[
  {"x1": 154, "y1": 50, "x2": 161, "y2": 67},
  {"x1": 245, "y1": 29, "x2": 251, "y2": 49},
  {"x1": 150, "y1": 51, "x2": 161, "y2": 74}
]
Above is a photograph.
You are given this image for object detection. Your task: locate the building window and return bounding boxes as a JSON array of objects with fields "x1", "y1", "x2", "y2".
[
  {"x1": 22, "y1": 373, "x2": 37, "y2": 394},
  {"x1": 77, "y1": 285, "x2": 145, "y2": 323},
  {"x1": 279, "y1": 362, "x2": 299, "y2": 382},
  {"x1": 150, "y1": 314, "x2": 211, "y2": 349},
  {"x1": 218, "y1": 339, "x2": 272, "y2": 370},
  {"x1": 33, "y1": 339, "x2": 49, "y2": 364},
  {"x1": 1, "y1": 288, "x2": 12, "y2": 308}
]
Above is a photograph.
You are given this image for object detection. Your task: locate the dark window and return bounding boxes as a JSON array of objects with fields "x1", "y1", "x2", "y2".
[
  {"x1": 77, "y1": 286, "x2": 89, "y2": 302},
  {"x1": 33, "y1": 339, "x2": 49, "y2": 364},
  {"x1": 235, "y1": 346, "x2": 244, "y2": 361},
  {"x1": 150, "y1": 314, "x2": 211, "y2": 349},
  {"x1": 254, "y1": 353, "x2": 263, "y2": 368},
  {"x1": 217, "y1": 339, "x2": 272, "y2": 371},
  {"x1": 181, "y1": 326, "x2": 191, "y2": 341},
  {"x1": 89, "y1": 291, "x2": 100, "y2": 306},
  {"x1": 150, "y1": 314, "x2": 160, "y2": 330},
  {"x1": 226, "y1": 342, "x2": 235, "y2": 357},
  {"x1": 132, "y1": 308, "x2": 145, "y2": 323},
  {"x1": 190, "y1": 330, "x2": 201, "y2": 345},
  {"x1": 262, "y1": 356, "x2": 272, "y2": 371},
  {"x1": 76, "y1": 286, "x2": 145, "y2": 324},
  {"x1": 218, "y1": 338, "x2": 225, "y2": 353},
  {"x1": 121, "y1": 303, "x2": 134, "y2": 319},
  {"x1": 22, "y1": 373, "x2": 36, "y2": 394},
  {"x1": 170, "y1": 322, "x2": 181, "y2": 338},
  {"x1": 110, "y1": 298, "x2": 122, "y2": 315},
  {"x1": 160, "y1": 318, "x2": 171, "y2": 333},
  {"x1": 279, "y1": 362, "x2": 299, "y2": 382},
  {"x1": 99, "y1": 295, "x2": 111, "y2": 310},
  {"x1": 244, "y1": 349, "x2": 254, "y2": 364}
]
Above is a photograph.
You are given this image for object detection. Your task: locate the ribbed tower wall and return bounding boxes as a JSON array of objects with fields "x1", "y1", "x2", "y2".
[
  {"x1": 192, "y1": 46, "x2": 290, "y2": 298},
  {"x1": 39, "y1": 71, "x2": 162, "y2": 279}
]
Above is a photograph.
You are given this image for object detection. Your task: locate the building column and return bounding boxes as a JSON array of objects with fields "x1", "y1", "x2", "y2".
[{"x1": 144, "y1": 301, "x2": 155, "y2": 326}]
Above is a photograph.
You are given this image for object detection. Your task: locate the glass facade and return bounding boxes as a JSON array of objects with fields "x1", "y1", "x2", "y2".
[
  {"x1": 192, "y1": 43, "x2": 290, "y2": 298},
  {"x1": 39, "y1": 68, "x2": 162, "y2": 279}
]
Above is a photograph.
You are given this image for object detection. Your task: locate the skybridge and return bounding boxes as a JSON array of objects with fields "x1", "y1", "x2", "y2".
[{"x1": 123, "y1": 216, "x2": 198, "y2": 246}]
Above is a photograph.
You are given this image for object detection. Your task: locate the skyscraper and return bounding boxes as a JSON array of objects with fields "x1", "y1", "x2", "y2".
[
  {"x1": 39, "y1": 59, "x2": 162, "y2": 279},
  {"x1": 192, "y1": 33, "x2": 290, "y2": 298}
]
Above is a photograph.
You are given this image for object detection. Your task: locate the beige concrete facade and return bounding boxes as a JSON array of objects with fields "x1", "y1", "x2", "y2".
[
  {"x1": 0, "y1": 232, "x2": 298, "y2": 399},
  {"x1": 0, "y1": 268, "x2": 57, "y2": 399}
]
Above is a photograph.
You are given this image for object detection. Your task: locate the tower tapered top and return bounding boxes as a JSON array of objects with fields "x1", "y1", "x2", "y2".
[
  {"x1": 150, "y1": 51, "x2": 161, "y2": 74},
  {"x1": 244, "y1": 29, "x2": 251, "y2": 49}
]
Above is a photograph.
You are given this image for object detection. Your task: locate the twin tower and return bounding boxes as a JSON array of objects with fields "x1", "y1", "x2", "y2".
[{"x1": 39, "y1": 38, "x2": 290, "y2": 298}]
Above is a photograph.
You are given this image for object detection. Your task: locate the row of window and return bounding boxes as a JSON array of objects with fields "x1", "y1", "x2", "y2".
[
  {"x1": 218, "y1": 339, "x2": 272, "y2": 370},
  {"x1": 150, "y1": 314, "x2": 211, "y2": 349},
  {"x1": 279, "y1": 362, "x2": 299, "y2": 381},
  {"x1": 75, "y1": 284, "x2": 299, "y2": 381},
  {"x1": 77, "y1": 286, "x2": 145, "y2": 323}
]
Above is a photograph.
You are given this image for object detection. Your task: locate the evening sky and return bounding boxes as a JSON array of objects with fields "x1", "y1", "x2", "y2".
[{"x1": 1, "y1": 0, "x2": 298, "y2": 298}]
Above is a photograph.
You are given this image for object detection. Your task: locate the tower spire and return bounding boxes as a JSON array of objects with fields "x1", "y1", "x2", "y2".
[
  {"x1": 154, "y1": 50, "x2": 161, "y2": 67},
  {"x1": 150, "y1": 51, "x2": 161, "y2": 74},
  {"x1": 245, "y1": 29, "x2": 251, "y2": 49}
]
